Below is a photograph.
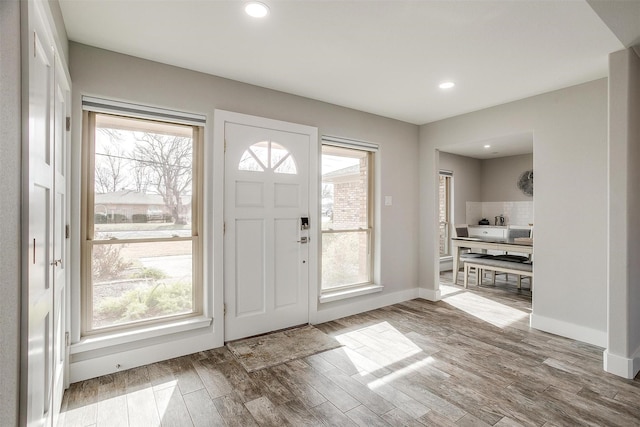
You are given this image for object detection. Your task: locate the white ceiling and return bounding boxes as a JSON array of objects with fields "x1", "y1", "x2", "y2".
[
  {"x1": 439, "y1": 131, "x2": 533, "y2": 160},
  {"x1": 59, "y1": 0, "x2": 625, "y2": 126}
]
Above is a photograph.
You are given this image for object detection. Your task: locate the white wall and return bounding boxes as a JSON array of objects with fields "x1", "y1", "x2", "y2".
[
  {"x1": 606, "y1": 47, "x2": 640, "y2": 379},
  {"x1": 68, "y1": 43, "x2": 420, "y2": 380},
  {"x1": 0, "y1": 1, "x2": 22, "y2": 424},
  {"x1": 438, "y1": 152, "x2": 481, "y2": 226},
  {"x1": 419, "y1": 79, "x2": 609, "y2": 346},
  {"x1": 481, "y1": 154, "x2": 533, "y2": 202}
]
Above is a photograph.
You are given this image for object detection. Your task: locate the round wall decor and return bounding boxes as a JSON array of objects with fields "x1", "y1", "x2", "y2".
[{"x1": 517, "y1": 169, "x2": 533, "y2": 196}]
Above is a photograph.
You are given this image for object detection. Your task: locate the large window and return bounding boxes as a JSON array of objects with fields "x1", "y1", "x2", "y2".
[
  {"x1": 439, "y1": 171, "x2": 452, "y2": 257},
  {"x1": 82, "y1": 110, "x2": 203, "y2": 335},
  {"x1": 321, "y1": 144, "x2": 374, "y2": 291}
]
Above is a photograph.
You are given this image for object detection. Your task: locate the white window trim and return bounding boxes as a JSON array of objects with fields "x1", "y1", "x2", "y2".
[
  {"x1": 82, "y1": 96, "x2": 206, "y2": 126},
  {"x1": 80, "y1": 101, "x2": 205, "y2": 336},
  {"x1": 320, "y1": 136, "x2": 381, "y2": 300},
  {"x1": 70, "y1": 316, "x2": 212, "y2": 354},
  {"x1": 319, "y1": 284, "x2": 384, "y2": 304}
]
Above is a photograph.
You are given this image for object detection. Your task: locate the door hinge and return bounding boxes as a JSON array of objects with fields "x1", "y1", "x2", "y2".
[
  {"x1": 65, "y1": 224, "x2": 70, "y2": 239},
  {"x1": 224, "y1": 139, "x2": 227, "y2": 153},
  {"x1": 223, "y1": 222, "x2": 226, "y2": 234},
  {"x1": 65, "y1": 332, "x2": 70, "y2": 347},
  {"x1": 33, "y1": 32, "x2": 37, "y2": 58},
  {"x1": 66, "y1": 117, "x2": 71, "y2": 132},
  {"x1": 223, "y1": 303, "x2": 227, "y2": 316}
]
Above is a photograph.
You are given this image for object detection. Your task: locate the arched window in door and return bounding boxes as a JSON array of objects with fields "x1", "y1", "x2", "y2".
[{"x1": 238, "y1": 141, "x2": 297, "y2": 174}]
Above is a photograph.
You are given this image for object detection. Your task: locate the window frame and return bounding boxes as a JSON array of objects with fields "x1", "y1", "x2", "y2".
[
  {"x1": 80, "y1": 109, "x2": 204, "y2": 336},
  {"x1": 439, "y1": 170, "x2": 453, "y2": 258},
  {"x1": 320, "y1": 141, "x2": 376, "y2": 294}
]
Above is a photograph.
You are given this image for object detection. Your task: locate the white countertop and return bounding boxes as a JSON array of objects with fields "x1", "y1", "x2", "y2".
[{"x1": 469, "y1": 224, "x2": 531, "y2": 228}]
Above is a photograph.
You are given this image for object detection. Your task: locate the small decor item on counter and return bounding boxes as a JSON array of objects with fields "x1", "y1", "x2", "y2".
[{"x1": 479, "y1": 218, "x2": 490, "y2": 225}]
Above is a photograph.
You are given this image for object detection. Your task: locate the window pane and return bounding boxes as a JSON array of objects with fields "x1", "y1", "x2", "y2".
[
  {"x1": 322, "y1": 231, "x2": 370, "y2": 289},
  {"x1": 251, "y1": 141, "x2": 269, "y2": 168},
  {"x1": 94, "y1": 114, "x2": 193, "y2": 240},
  {"x1": 239, "y1": 150, "x2": 265, "y2": 172},
  {"x1": 321, "y1": 146, "x2": 369, "y2": 231},
  {"x1": 91, "y1": 240, "x2": 193, "y2": 329},
  {"x1": 271, "y1": 142, "x2": 297, "y2": 174},
  {"x1": 274, "y1": 155, "x2": 297, "y2": 174},
  {"x1": 270, "y1": 142, "x2": 288, "y2": 168},
  {"x1": 438, "y1": 174, "x2": 450, "y2": 257}
]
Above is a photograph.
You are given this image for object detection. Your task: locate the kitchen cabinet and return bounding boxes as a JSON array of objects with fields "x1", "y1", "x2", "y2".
[{"x1": 468, "y1": 226, "x2": 507, "y2": 239}]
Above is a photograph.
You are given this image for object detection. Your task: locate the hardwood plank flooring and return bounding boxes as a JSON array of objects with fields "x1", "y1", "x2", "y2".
[{"x1": 59, "y1": 274, "x2": 640, "y2": 426}]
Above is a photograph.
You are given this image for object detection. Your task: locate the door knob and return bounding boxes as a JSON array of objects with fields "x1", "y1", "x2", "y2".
[{"x1": 51, "y1": 259, "x2": 62, "y2": 267}]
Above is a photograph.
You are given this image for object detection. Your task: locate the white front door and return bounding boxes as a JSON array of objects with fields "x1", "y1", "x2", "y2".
[{"x1": 223, "y1": 114, "x2": 317, "y2": 341}]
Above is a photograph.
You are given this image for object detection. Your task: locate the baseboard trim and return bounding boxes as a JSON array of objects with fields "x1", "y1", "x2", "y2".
[
  {"x1": 69, "y1": 327, "x2": 222, "y2": 383},
  {"x1": 604, "y1": 345, "x2": 640, "y2": 379},
  {"x1": 419, "y1": 287, "x2": 442, "y2": 302},
  {"x1": 311, "y1": 287, "x2": 419, "y2": 325},
  {"x1": 530, "y1": 313, "x2": 607, "y2": 347}
]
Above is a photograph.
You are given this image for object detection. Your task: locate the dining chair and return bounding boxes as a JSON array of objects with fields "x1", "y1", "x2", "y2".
[
  {"x1": 453, "y1": 224, "x2": 492, "y2": 283},
  {"x1": 453, "y1": 224, "x2": 487, "y2": 259},
  {"x1": 495, "y1": 226, "x2": 531, "y2": 262}
]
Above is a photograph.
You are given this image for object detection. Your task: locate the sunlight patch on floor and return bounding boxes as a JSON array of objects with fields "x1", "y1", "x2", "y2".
[
  {"x1": 153, "y1": 381, "x2": 179, "y2": 419},
  {"x1": 365, "y1": 356, "x2": 435, "y2": 390},
  {"x1": 440, "y1": 283, "x2": 465, "y2": 297},
  {"x1": 335, "y1": 321, "x2": 425, "y2": 382},
  {"x1": 442, "y1": 289, "x2": 529, "y2": 328}
]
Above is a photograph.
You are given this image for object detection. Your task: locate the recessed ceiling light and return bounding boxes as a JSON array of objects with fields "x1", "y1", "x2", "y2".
[
  {"x1": 439, "y1": 81, "x2": 455, "y2": 89},
  {"x1": 245, "y1": 1, "x2": 269, "y2": 18},
  {"x1": 484, "y1": 144, "x2": 491, "y2": 149}
]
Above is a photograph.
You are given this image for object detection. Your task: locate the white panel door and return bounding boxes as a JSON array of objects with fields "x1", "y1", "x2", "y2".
[
  {"x1": 224, "y1": 121, "x2": 311, "y2": 341},
  {"x1": 26, "y1": 21, "x2": 55, "y2": 427},
  {"x1": 25, "y1": 4, "x2": 70, "y2": 425},
  {"x1": 51, "y1": 60, "x2": 70, "y2": 427}
]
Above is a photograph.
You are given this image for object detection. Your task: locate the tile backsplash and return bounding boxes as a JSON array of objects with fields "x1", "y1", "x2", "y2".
[{"x1": 466, "y1": 201, "x2": 533, "y2": 226}]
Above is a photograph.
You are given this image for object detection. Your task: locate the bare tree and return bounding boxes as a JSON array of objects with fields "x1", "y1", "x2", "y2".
[
  {"x1": 134, "y1": 133, "x2": 192, "y2": 224},
  {"x1": 132, "y1": 161, "x2": 151, "y2": 193},
  {"x1": 95, "y1": 143, "x2": 126, "y2": 193}
]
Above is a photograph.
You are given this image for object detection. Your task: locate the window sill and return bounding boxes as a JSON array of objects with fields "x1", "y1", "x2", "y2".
[
  {"x1": 319, "y1": 284, "x2": 384, "y2": 304},
  {"x1": 70, "y1": 316, "x2": 213, "y2": 355}
]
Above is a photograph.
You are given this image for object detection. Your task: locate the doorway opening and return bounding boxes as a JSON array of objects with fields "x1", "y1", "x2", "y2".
[{"x1": 436, "y1": 131, "x2": 534, "y2": 298}]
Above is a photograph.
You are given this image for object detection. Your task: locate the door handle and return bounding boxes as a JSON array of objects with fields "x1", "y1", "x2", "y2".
[{"x1": 297, "y1": 237, "x2": 309, "y2": 244}]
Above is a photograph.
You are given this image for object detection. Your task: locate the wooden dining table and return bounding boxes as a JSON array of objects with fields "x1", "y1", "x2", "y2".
[{"x1": 451, "y1": 236, "x2": 533, "y2": 285}]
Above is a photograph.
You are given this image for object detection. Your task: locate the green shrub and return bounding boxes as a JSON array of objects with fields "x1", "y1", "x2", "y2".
[
  {"x1": 132, "y1": 214, "x2": 148, "y2": 223},
  {"x1": 95, "y1": 213, "x2": 107, "y2": 224},
  {"x1": 96, "y1": 281, "x2": 192, "y2": 324},
  {"x1": 109, "y1": 213, "x2": 127, "y2": 223},
  {"x1": 130, "y1": 267, "x2": 167, "y2": 280}
]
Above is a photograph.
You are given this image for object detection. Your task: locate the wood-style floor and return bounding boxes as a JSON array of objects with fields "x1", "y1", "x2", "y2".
[{"x1": 58, "y1": 275, "x2": 640, "y2": 426}]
